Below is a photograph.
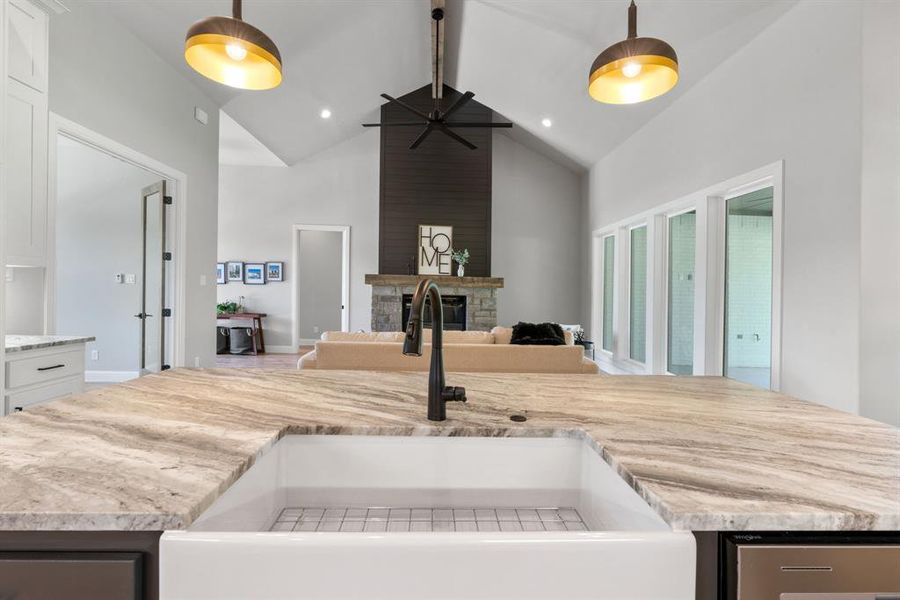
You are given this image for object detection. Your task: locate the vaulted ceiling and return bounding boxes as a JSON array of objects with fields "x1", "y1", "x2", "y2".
[{"x1": 100, "y1": 0, "x2": 795, "y2": 170}]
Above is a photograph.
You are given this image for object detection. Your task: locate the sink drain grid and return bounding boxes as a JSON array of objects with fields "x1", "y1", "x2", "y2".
[{"x1": 269, "y1": 506, "x2": 588, "y2": 533}]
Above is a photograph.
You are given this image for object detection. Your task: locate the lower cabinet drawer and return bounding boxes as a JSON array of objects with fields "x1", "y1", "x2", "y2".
[
  {"x1": 0, "y1": 552, "x2": 141, "y2": 600},
  {"x1": 5, "y1": 348, "x2": 84, "y2": 389},
  {"x1": 5, "y1": 376, "x2": 83, "y2": 413}
]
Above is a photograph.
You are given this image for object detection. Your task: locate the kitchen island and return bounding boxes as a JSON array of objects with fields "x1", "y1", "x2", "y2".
[{"x1": 0, "y1": 369, "x2": 897, "y2": 598}]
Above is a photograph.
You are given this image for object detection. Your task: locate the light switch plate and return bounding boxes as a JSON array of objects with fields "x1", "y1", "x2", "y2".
[
  {"x1": 5, "y1": 268, "x2": 13, "y2": 282},
  {"x1": 114, "y1": 273, "x2": 124, "y2": 284},
  {"x1": 125, "y1": 274, "x2": 137, "y2": 284}
]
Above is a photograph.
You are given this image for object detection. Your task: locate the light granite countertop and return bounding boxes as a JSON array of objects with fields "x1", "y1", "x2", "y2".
[
  {"x1": 5, "y1": 334, "x2": 95, "y2": 353},
  {"x1": 0, "y1": 369, "x2": 897, "y2": 532}
]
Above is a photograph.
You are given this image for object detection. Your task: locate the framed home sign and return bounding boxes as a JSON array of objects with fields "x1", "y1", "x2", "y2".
[{"x1": 418, "y1": 224, "x2": 453, "y2": 275}]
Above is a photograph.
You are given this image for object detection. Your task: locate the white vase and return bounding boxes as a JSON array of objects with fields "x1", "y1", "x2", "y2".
[{"x1": 457, "y1": 265, "x2": 465, "y2": 277}]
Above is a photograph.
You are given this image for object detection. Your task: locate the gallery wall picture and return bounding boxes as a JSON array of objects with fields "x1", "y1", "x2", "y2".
[
  {"x1": 216, "y1": 263, "x2": 226, "y2": 284},
  {"x1": 226, "y1": 261, "x2": 244, "y2": 282},
  {"x1": 244, "y1": 263, "x2": 266, "y2": 285},
  {"x1": 266, "y1": 262, "x2": 284, "y2": 282},
  {"x1": 418, "y1": 225, "x2": 453, "y2": 275}
]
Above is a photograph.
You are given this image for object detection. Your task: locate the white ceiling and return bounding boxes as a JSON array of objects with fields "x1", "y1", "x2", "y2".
[
  {"x1": 219, "y1": 110, "x2": 286, "y2": 167},
  {"x1": 99, "y1": 0, "x2": 795, "y2": 170}
]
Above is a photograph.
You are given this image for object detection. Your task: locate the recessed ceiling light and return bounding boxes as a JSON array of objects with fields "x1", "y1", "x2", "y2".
[
  {"x1": 320, "y1": 108, "x2": 332, "y2": 119},
  {"x1": 541, "y1": 118, "x2": 552, "y2": 128}
]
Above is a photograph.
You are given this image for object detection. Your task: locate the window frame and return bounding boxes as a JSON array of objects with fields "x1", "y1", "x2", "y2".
[{"x1": 590, "y1": 160, "x2": 783, "y2": 385}]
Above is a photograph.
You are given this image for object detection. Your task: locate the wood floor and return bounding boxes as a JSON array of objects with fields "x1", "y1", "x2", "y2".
[{"x1": 214, "y1": 347, "x2": 313, "y2": 369}]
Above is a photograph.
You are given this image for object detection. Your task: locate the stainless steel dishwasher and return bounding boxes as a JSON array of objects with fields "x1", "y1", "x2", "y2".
[{"x1": 724, "y1": 533, "x2": 900, "y2": 599}]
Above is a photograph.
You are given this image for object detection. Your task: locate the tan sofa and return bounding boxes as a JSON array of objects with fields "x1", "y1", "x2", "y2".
[{"x1": 298, "y1": 327, "x2": 600, "y2": 374}]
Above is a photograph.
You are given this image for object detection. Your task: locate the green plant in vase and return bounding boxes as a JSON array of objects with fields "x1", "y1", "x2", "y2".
[
  {"x1": 217, "y1": 300, "x2": 239, "y2": 315},
  {"x1": 451, "y1": 248, "x2": 469, "y2": 277}
]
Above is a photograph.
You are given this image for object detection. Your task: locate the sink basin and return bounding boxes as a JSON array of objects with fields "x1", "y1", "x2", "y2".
[{"x1": 160, "y1": 435, "x2": 694, "y2": 599}]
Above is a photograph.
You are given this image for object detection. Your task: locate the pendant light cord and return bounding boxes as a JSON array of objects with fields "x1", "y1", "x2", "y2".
[
  {"x1": 627, "y1": 0, "x2": 637, "y2": 39},
  {"x1": 233, "y1": 0, "x2": 242, "y2": 21}
]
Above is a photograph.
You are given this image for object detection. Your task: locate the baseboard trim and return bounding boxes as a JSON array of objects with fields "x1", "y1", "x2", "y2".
[
  {"x1": 266, "y1": 345, "x2": 302, "y2": 354},
  {"x1": 85, "y1": 370, "x2": 140, "y2": 383}
]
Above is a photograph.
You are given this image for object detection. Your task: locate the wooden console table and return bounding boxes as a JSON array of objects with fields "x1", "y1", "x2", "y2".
[{"x1": 217, "y1": 312, "x2": 267, "y2": 354}]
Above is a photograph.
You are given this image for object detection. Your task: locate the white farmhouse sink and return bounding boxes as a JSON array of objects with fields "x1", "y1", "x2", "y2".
[{"x1": 160, "y1": 436, "x2": 694, "y2": 599}]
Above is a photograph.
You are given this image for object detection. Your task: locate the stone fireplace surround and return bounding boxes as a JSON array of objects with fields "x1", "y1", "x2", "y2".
[{"x1": 365, "y1": 275, "x2": 504, "y2": 332}]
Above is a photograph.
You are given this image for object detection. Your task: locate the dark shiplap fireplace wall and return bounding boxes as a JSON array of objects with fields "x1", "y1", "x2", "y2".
[{"x1": 378, "y1": 85, "x2": 493, "y2": 277}]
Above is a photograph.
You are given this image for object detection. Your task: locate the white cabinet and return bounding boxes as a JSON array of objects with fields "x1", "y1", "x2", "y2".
[
  {"x1": 4, "y1": 0, "x2": 49, "y2": 267},
  {"x1": 4, "y1": 345, "x2": 86, "y2": 414}
]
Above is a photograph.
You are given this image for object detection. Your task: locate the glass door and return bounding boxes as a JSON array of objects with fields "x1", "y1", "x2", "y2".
[
  {"x1": 723, "y1": 187, "x2": 774, "y2": 388},
  {"x1": 139, "y1": 181, "x2": 167, "y2": 373},
  {"x1": 667, "y1": 210, "x2": 695, "y2": 375},
  {"x1": 629, "y1": 226, "x2": 648, "y2": 362},
  {"x1": 601, "y1": 235, "x2": 615, "y2": 352}
]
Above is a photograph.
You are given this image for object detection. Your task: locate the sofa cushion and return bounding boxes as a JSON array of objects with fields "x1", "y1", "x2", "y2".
[
  {"x1": 320, "y1": 331, "x2": 405, "y2": 343},
  {"x1": 424, "y1": 330, "x2": 495, "y2": 344},
  {"x1": 310, "y1": 341, "x2": 595, "y2": 374},
  {"x1": 510, "y1": 322, "x2": 567, "y2": 346}
]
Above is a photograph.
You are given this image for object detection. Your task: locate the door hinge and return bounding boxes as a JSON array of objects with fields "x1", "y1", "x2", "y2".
[
  {"x1": 162, "y1": 308, "x2": 172, "y2": 317},
  {"x1": 163, "y1": 195, "x2": 173, "y2": 205},
  {"x1": 161, "y1": 364, "x2": 171, "y2": 371},
  {"x1": 163, "y1": 252, "x2": 172, "y2": 261}
]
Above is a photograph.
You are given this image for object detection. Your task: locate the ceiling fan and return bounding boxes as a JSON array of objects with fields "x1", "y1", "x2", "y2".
[{"x1": 362, "y1": 0, "x2": 512, "y2": 150}]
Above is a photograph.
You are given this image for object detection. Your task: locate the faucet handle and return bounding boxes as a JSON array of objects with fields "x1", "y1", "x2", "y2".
[{"x1": 443, "y1": 386, "x2": 467, "y2": 403}]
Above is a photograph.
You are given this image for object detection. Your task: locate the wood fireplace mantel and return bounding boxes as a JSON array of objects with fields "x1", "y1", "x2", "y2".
[{"x1": 364, "y1": 274, "x2": 504, "y2": 289}]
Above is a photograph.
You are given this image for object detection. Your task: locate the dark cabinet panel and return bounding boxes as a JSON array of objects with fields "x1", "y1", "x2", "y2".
[
  {"x1": 0, "y1": 552, "x2": 141, "y2": 600},
  {"x1": 0, "y1": 532, "x2": 160, "y2": 600}
]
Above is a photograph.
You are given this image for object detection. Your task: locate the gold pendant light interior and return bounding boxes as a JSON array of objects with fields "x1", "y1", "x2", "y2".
[
  {"x1": 184, "y1": 0, "x2": 282, "y2": 90},
  {"x1": 589, "y1": 1, "x2": 678, "y2": 105}
]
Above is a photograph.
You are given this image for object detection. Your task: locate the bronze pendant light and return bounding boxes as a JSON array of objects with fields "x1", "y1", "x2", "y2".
[
  {"x1": 588, "y1": 1, "x2": 678, "y2": 104},
  {"x1": 185, "y1": 0, "x2": 282, "y2": 90}
]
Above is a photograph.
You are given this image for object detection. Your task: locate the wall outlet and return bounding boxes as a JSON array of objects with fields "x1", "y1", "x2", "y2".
[
  {"x1": 194, "y1": 356, "x2": 201, "y2": 367},
  {"x1": 114, "y1": 273, "x2": 124, "y2": 284},
  {"x1": 194, "y1": 106, "x2": 208, "y2": 125},
  {"x1": 313, "y1": 326, "x2": 320, "y2": 334},
  {"x1": 5, "y1": 268, "x2": 13, "y2": 283},
  {"x1": 200, "y1": 275, "x2": 207, "y2": 286},
  {"x1": 125, "y1": 274, "x2": 136, "y2": 284},
  {"x1": 91, "y1": 350, "x2": 99, "y2": 361}
]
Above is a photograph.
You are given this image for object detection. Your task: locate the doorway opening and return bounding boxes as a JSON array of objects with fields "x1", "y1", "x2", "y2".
[
  {"x1": 49, "y1": 130, "x2": 177, "y2": 382},
  {"x1": 291, "y1": 225, "x2": 350, "y2": 349},
  {"x1": 723, "y1": 187, "x2": 774, "y2": 388}
]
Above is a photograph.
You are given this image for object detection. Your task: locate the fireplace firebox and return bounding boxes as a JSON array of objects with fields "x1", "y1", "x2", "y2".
[{"x1": 402, "y1": 294, "x2": 467, "y2": 331}]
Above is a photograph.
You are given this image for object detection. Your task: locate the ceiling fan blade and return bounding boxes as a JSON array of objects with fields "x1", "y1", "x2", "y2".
[
  {"x1": 438, "y1": 125, "x2": 477, "y2": 150},
  {"x1": 441, "y1": 91, "x2": 475, "y2": 120},
  {"x1": 381, "y1": 94, "x2": 431, "y2": 121},
  {"x1": 409, "y1": 124, "x2": 435, "y2": 149},
  {"x1": 362, "y1": 122, "x2": 428, "y2": 127},
  {"x1": 444, "y1": 122, "x2": 514, "y2": 128}
]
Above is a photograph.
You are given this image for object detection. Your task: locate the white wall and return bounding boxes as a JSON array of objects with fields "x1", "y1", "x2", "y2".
[
  {"x1": 218, "y1": 131, "x2": 380, "y2": 348},
  {"x1": 218, "y1": 130, "x2": 585, "y2": 347},
  {"x1": 55, "y1": 137, "x2": 160, "y2": 373},
  {"x1": 493, "y1": 134, "x2": 583, "y2": 326},
  {"x1": 49, "y1": 2, "x2": 220, "y2": 367},
  {"x1": 859, "y1": 1, "x2": 900, "y2": 426},
  {"x1": 297, "y1": 230, "x2": 343, "y2": 341},
  {"x1": 4, "y1": 267, "x2": 44, "y2": 334},
  {"x1": 587, "y1": 1, "x2": 863, "y2": 414}
]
